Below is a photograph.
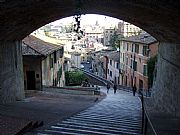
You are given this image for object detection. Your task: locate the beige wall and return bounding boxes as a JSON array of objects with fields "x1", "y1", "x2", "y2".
[{"x1": 42, "y1": 50, "x2": 65, "y2": 87}]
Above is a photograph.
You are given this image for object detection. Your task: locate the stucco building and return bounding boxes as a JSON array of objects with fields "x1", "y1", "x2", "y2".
[
  {"x1": 103, "y1": 28, "x2": 116, "y2": 46},
  {"x1": 119, "y1": 33, "x2": 158, "y2": 90},
  {"x1": 84, "y1": 25, "x2": 104, "y2": 43},
  {"x1": 22, "y1": 35, "x2": 65, "y2": 90},
  {"x1": 118, "y1": 21, "x2": 142, "y2": 37},
  {"x1": 106, "y1": 51, "x2": 120, "y2": 84}
]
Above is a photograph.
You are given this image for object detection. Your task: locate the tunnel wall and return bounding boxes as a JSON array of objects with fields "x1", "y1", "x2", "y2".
[
  {"x1": 0, "y1": 41, "x2": 24, "y2": 103},
  {"x1": 152, "y1": 42, "x2": 180, "y2": 116}
]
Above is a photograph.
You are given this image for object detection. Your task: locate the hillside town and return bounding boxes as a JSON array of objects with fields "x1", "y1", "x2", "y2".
[{"x1": 23, "y1": 18, "x2": 158, "y2": 92}]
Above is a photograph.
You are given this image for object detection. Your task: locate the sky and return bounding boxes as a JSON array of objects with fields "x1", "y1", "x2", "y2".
[{"x1": 51, "y1": 14, "x2": 122, "y2": 27}]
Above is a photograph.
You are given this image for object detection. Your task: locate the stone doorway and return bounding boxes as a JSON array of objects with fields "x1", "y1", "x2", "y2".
[{"x1": 26, "y1": 71, "x2": 36, "y2": 90}]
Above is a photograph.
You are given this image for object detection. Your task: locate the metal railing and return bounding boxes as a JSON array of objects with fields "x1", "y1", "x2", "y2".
[{"x1": 139, "y1": 92, "x2": 157, "y2": 135}]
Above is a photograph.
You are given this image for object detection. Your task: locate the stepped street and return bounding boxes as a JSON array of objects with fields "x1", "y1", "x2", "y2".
[{"x1": 35, "y1": 87, "x2": 142, "y2": 135}]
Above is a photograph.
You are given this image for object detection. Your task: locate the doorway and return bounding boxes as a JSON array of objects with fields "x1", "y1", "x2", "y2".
[
  {"x1": 26, "y1": 71, "x2": 36, "y2": 90},
  {"x1": 139, "y1": 79, "x2": 143, "y2": 90}
]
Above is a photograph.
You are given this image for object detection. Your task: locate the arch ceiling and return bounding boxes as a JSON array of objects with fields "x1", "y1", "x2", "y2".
[{"x1": 0, "y1": 0, "x2": 180, "y2": 42}]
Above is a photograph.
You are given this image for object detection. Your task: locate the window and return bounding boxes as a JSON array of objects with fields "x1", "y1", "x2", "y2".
[
  {"x1": 133, "y1": 61, "x2": 137, "y2": 71},
  {"x1": 143, "y1": 45, "x2": 149, "y2": 56},
  {"x1": 123, "y1": 53, "x2": 125, "y2": 62},
  {"x1": 110, "y1": 71, "x2": 112, "y2": 77},
  {"x1": 110, "y1": 60, "x2": 112, "y2": 65},
  {"x1": 127, "y1": 43, "x2": 129, "y2": 51},
  {"x1": 108, "y1": 69, "x2": 109, "y2": 74},
  {"x1": 123, "y1": 44, "x2": 125, "y2": 50},
  {"x1": 126, "y1": 57, "x2": 128, "y2": 65},
  {"x1": 54, "y1": 51, "x2": 57, "y2": 63},
  {"x1": 135, "y1": 44, "x2": 139, "y2": 53},
  {"x1": 130, "y1": 59, "x2": 133, "y2": 68},
  {"x1": 116, "y1": 63, "x2": 119, "y2": 69},
  {"x1": 143, "y1": 65, "x2": 148, "y2": 76},
  {"x1": 50, "y1": 58, "x2": 53, "y2": 68},
  {"x1": 131, "y1": 44, "x2": 134, "y2": 52}
]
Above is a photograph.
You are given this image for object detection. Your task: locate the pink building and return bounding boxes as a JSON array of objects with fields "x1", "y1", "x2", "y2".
[{"x1": 120, "y1": 33, "x2": 158, "y2": 90}]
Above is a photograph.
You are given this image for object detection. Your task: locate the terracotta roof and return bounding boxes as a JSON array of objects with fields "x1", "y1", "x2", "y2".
[
  {"x1": 22, "y1": 43, "x2": 42, "y2": 56},
  {"x1": 107, "y1": 51, "x2": 120, "y2": 62},
  {"x1": 122, "y1": 33, "x2": 157, "y2": 44},
  {"x1": 22, "y1": 35, "x2": 62, "y2": 56}
]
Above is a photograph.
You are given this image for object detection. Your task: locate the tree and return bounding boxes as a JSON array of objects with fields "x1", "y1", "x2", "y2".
[
  {"x1": 109, "y1": 31, "x2": 123, "y2": 50},
  {"x1": 147, "y1": 55, "x2": 157, "y2": 88},
  {"x1": 65, "y1": 71, "x2": 87, "y2": 86}
]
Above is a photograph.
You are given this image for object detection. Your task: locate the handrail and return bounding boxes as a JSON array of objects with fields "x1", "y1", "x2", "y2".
[{"x1": 140, "y1": 92, "x2": 157, "y2": 135}]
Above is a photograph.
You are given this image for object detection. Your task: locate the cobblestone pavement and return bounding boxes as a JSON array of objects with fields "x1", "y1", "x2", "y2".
[
  {"x1": 35, "y1": 87, "x2": 142, "y2": 135},
  {"x1": 0, "y1": 90, "x2": 105, "y2": 135}
]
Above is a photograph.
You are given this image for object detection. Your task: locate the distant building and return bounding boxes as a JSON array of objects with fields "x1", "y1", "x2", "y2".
[
  {"x1": 106, "y1": 51, "x2": 120, "y2": 84},
  {"x1": 71, "y1": 52, "x2": 81, "y2": 68},
  {"x1": 22, "y1": 35, "x2": 65, "y2": 90},
  {"x1": 103, "y1": 28, "x2": 116, "y2": 46},
  {"x1": 119, "y1": 33, "x2": 158, "y2": 90},
  {"x1": 84, "y1": 25, "x2": 104, "y2": 43},
  {"x1": 118, "y1": 22, "x2": 142, "y2": 37}
]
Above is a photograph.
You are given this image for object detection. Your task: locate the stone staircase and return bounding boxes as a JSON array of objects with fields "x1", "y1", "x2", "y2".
[{"x1": 36, "y1": 88, "x2": 142, "y2": 135}]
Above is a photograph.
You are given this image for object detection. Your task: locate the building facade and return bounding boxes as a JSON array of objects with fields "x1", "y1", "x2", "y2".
[
  {"x1": 23, "y1": 36, "x2": 65, "y2": 90},
  {"x1": 119, "y1": 33, "x2": 158, "y2": 90},
  {"x1": 84, "y1": 25, "x2": 104, "y2": 43},
  {"x1": 118, "y1": 21, "x2": 142, "y2": 37},
  {"x1": 106, "y1": 51, "x2": 120, "y2": 84},
  {"x1": 103, "y1": 28, "x2": 116, "y2": 46}
]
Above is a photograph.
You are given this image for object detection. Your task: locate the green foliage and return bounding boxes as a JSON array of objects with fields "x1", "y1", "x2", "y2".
[
  {"x1": 65, "y1": 71, "x2": 87, "y2": 86},
  {"x1": 147, "y1": 55, "x2": 157, "y2": 88},
  {"x1": 109, "y1": 31, "x2": 123, "y2": 50}
]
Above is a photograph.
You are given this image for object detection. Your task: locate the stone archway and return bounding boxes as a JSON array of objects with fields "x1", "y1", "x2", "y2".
[
  {"x1": 0, "y1": 0, "x2": 180, "y2": 42},
  {"x1": 0, "y1": 0, "x2": 180, "y2": 116}
]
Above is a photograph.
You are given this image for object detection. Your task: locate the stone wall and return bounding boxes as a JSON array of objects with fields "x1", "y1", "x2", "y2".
[
  {"x1": 0, "y1": 41, "x2": 24, "y2": 103},
  {"x1": 152, "y1": 42, "x2": 180, "y2": 117}
]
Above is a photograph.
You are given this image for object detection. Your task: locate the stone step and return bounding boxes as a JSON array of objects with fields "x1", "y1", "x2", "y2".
[
  {"x1": 38, "y1": 130, "x2": 86, "y2": 135},
  {"x1": 44, "y1": 127, "x2": 120, "y2": 135},
  {"x1": 35, "y1": 87, "x2": 142, "y2": 135},
  {"x1": 80, "y1": 111, "x2": 141, "y2": 117},
  {"x1": 57, "y1": 121, "x2": 141, "y2": 134},
  {"x1": 61, "y1": 119, "x2": 141, "y2": 131},
  {"x1": 67, "y1": 117, "x2": 141, "y2": 128},
  {"x1": 50, "y1": 125, "x2": 133, "y2": 135},
  {"x1": 74, "y1": 114, "x2": 141, "y2": 124}
]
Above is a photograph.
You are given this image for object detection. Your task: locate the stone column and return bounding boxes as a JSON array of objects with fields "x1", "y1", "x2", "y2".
[
  {"x1": 152, "y1": 42, "x2": 180, "y2": 117},
  {"x1": 0, "y1": 41, "x2": 24, "y2": 104}
]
